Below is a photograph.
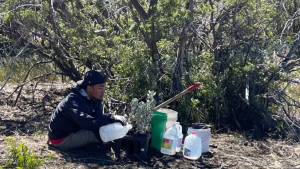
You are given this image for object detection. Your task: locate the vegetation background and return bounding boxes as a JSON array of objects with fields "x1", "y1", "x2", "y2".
[
  {"x1": 0, "y1": 1, "x2": 300, "y2": 167},
  {"x1": 0, "y1": 0, "x2": 300, "y2": 168}
]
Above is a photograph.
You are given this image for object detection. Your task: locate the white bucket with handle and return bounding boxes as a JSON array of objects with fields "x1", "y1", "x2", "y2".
[
  {"x1": 156, "y1": 108, "x2": 178, "y2": 130},
  {"x1": 187, "y1": 127, "x2": 211, "y2": 153}
]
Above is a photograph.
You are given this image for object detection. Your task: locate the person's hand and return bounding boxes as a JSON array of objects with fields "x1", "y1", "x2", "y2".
[{"x1": 112, "y1": 115, "x2": 127, "y2": 126}]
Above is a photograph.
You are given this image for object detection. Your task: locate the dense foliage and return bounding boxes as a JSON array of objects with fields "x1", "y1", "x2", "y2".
[{"x1": 0, "y1": 0, "x2": 300, "y2": 139}]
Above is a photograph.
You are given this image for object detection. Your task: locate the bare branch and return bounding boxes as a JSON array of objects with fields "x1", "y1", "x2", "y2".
[
  {"x1": 286, "y1": 31, "x2": 300, "y2": 58},
  {"x1": 6, "y1": 71, "x2": 64, "y2": 100},
  {"x1": 283, "y1": 58, "x2": 300, "y2": 72},
  {"x1": 13, "y1": 60, "x2": 53, "y2": 106},
  {"x1": 0, "y1": 35, "x2": 32, "y2": 92},
  {"x1": 280, "y1": 94, "x2": 300, "y2": 109},
  {"x1": 48, "y1": 0, "x2": 61, "y2": 37},
  {"x1": 281, "y1": 107, "x2": 300, "y2": 129},
  {"x1": 172, "y1": 0, "x2": 194, "y2": 91}
]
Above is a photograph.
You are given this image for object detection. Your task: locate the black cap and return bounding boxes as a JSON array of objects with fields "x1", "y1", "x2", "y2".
[{"x1": 77, "y1": 70, "x2": 106, "y2": 86}]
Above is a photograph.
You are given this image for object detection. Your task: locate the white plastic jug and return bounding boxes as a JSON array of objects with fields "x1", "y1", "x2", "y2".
[
  {"x1": 99, "y1": 122, "x2": 132, "y2": 143},
  {"x1": 160, "y1": 123, "x2": 178, "y2": 155},
  {"x1": 183, "y1": 131, "x2": 202, "y2": 160},
  {"x1": 175, "y1": 122, "x2": 183, "y2": 152}
]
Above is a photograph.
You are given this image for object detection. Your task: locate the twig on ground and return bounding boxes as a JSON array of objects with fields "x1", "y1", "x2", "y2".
[{"x1": 42, "y1": 164, "x2": 48, "y2": 169}]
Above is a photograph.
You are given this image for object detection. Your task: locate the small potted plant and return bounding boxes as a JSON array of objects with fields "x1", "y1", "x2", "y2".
[
  {"x1": 128, "y1": 90, "x2": 156, "y2": 135},
  {"x1": 115, "y1": 90, "x2": 156, "y2": 160}
]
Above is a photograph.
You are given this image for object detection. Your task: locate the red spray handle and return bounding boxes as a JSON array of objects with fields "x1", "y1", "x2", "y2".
[
  {"x1": 187, "y1": 82, "x2": 201, "y2": 91},
  {"x1": 153, "y1": 82, "x2": 202, "y2": 110}
]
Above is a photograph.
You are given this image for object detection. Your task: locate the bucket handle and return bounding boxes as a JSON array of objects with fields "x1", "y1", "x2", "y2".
[{"x1": 200, "y1": 134, "x2": 210, "y2": 142}]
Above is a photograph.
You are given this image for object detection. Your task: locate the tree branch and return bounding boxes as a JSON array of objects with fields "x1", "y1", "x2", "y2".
[
  {"x1": 148, "y1": 0, "x2": 158, "y2": 17},
  {"x1": 289, "y1": 30, "x2": 300, "y2": 46},
  {"x1": 7, "y1": 72, "x2": 64, "y2": 101},
  {"x1": 280, "y1": 31, "x2": 300, "y2": 68},
  {"x1": 172, "y1": 0, "x2": 194, "y2": 91},
  {"x1": 0, "y1": 36, "x2": 32, "y2": 92},
  {"x1": 48, "y1": 0, "x2": 61, "y2": 37},
  {"x1": 53, "y1": 0, "x2": 77, "y2": 27},
  {"x1": 13, "y1": 60, "x2": 53, "y2": 106},
  {"x1": 130, "y1": 0, "x2": 148, "y2": 20}
]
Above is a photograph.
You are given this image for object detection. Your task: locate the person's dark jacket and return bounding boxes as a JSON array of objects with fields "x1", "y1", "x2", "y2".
[{"x1": 48, "y1": 85, "x2": 114, "y2": 140}]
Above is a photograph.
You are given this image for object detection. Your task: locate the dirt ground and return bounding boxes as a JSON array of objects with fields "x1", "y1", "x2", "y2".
[{"x1": 0, "y1": 82, "x2": 300, "y2": 169}]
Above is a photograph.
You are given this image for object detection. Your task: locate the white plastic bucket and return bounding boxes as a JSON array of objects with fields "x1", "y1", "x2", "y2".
[
  {"x1": 157, "y1": 108, "x2": 178, "y2": 130},
  {"x1": 187, "y1": 127, "x2": 211, "y2": 153}
]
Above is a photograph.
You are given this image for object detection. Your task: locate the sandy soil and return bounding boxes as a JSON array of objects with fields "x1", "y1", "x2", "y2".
[{"x1": 0, "y1": 83, "x2": 299, "y2": 169}]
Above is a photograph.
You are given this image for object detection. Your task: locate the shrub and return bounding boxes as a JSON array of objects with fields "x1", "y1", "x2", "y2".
[{"x1": 3, "y1": 136, "x2": 52, "y2": 169}]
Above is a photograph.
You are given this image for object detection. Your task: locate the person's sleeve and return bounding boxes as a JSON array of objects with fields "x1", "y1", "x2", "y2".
[
  {"x1": 66, "y1": 101, "x2": 113, "y2": 130},
  {"x1": 93, "y1": 113, "x2": 114, "y2": 127}
]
